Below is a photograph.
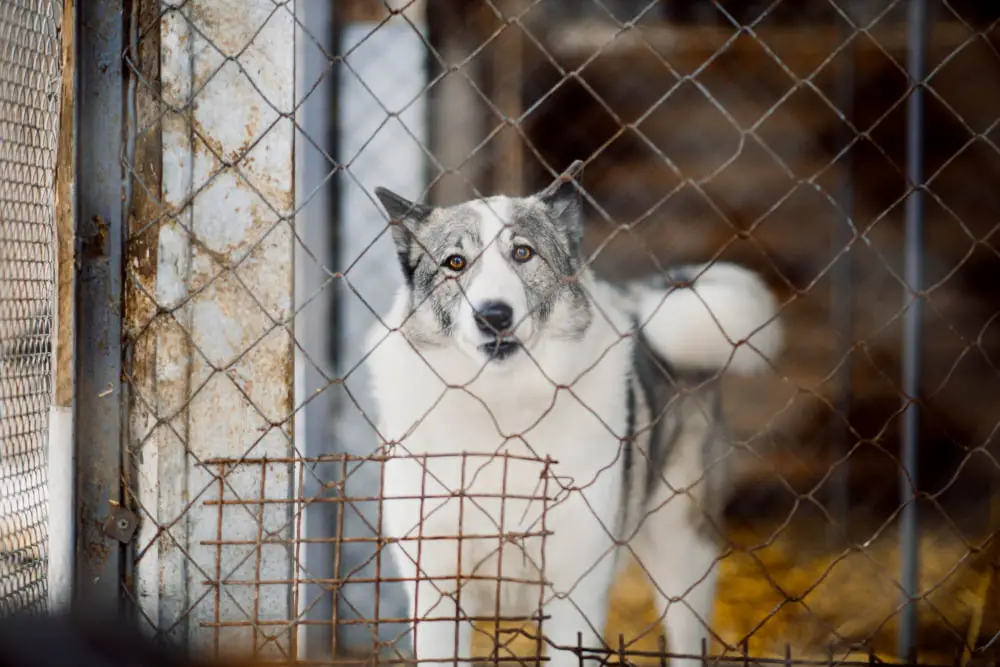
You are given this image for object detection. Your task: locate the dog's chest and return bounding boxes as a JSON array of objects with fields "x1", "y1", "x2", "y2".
[
  {"x1": 380, "y1": 383, "x2": 623, "y2": 597},
  {"x1": 405, "y1": 380, "x2": 619, "y2": 467}
]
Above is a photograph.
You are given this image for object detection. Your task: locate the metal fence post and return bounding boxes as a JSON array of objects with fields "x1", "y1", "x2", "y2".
[
  {"x1": 294, "y1": 0, "x2": 339, "y2": 659},
  {"x1": 73, "y1": 0, "x2": 126, "y2": 612},
  {"x1": 829, "y1": 14, "x2": 856, "y2": 548},
  {"x1": 332, "y1": 5, "x2": 429, "y2": 654},
  {"x1": 899, "y1": 0, "x2": 929, "y2": 660}
]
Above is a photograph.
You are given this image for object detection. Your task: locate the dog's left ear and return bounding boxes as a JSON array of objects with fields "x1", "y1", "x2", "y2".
[
  {"x1": 538, "y1": 160, "x2": 585, "y2": 248},
  {"x1": 374, "y1": 187, "x2": 434, "y2": 286}
]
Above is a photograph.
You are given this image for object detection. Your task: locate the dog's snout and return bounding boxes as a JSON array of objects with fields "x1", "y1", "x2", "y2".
[{"x1": 474, "y1": 300, "x2": 514, "y2": 335}]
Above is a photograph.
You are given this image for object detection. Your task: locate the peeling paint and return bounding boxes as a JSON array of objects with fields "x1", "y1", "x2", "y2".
[
  {"x1": 154, "y1": 222, "x2": 188, "y2": 309},
  {"x1": 126, "y1": 0, "x2": 168, "y2": 633},
  {"x1": 129, "y1": 0, "x2": 295, "y2": 656}
]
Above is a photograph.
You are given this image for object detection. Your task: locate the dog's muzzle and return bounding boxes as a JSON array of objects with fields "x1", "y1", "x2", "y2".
[
  {"x1": 474, "y1": 300, "x2": 521, "y2": 361},
  {"x1": 479, "y1": 338, "x2": 520, "y2": 361}
]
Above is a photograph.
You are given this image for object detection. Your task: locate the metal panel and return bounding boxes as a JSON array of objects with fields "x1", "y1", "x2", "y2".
[
  {"x1": 74, "y1": 0, "x2": 124, "y2": 613},
  {"x1": 0, "y1": 0, "x2": 62, "y2": 614},
  {"x1": 126, "y1": 0, "x2": 298, "y2": 659}
]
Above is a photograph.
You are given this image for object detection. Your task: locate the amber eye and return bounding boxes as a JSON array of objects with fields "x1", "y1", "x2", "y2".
[
  {"x1": 512, "y1": 245, "x2": 534, "y2": 263},
  {"x1": 443, "y1": 254, "x2": 467, "y2": 272}
]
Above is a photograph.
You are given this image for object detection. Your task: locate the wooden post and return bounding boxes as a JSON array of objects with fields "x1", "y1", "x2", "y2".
[{"x1": 492, "y1": 0, "x2": 525, "y2": 197}]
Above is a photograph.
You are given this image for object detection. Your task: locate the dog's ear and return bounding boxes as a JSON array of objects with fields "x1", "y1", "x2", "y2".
[
  {"x1": 375, "y1": 187, "x2": 434, "y2": 286},
  {"x1": 538, "y1": 160, "x2": 585, "y2": 249}
]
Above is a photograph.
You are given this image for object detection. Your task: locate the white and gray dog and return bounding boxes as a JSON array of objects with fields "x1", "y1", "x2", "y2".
[{"x1": 364, "y1": 162, "x2": 783, "y2": 667}]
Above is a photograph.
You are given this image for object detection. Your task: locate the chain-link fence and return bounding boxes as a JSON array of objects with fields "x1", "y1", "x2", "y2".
[
  {"x1": 67, "y1": 0, "x2": 1000, "y2": 665},
  {"x1": 0, "y1": 0, "x2": 62, "y2": 615}
]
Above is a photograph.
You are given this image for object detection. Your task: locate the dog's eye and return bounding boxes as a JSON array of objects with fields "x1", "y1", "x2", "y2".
[
  {"x1": 512, "y1": 245, "x2": 534, "y2": 263},
  {"x1": 443, "y1": 254, "x2": 467, "y2": 272}
]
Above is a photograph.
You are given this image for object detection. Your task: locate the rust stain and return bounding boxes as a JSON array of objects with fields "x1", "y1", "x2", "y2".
[
  {"x1": 192, "y1": 117, "x2": 227, "y2": 163},
  {"x1": 157, "y1": 531, "x2": 172, "y2": 552},
  {"x1": 53, "y1": 0, "x2": 76, "y2": 408},
  {"x1": 80, "y1": 215, "x2": 108, "y2": 262},
  {"x1": 86, "y1": 540, "x2": 110, "y2": 566},
  {"x1": 184, "y1": 1, "x2": 230, "y2": 55},
  {"x1": 124, "y1": 0, "x2": 164, "y2": 355},
  {"x1": 189, "y1": 111, "x2": 257, "y2": 175},
  {"x1": 282, "y1": 325, "x2": 294, "y2": 421},
  {"x1": 124, "y1": 2, "x2": 169, "y2": 588}
]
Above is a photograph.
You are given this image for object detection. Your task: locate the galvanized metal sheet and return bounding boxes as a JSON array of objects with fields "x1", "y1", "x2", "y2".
[{"x1": 131, "y1": 1, "x2": 295, "y2": 658}]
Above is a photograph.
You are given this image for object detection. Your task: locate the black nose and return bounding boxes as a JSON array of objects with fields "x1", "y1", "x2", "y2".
[{"x1": 474, "y1": 301, "x2": 514, "y2": 335}]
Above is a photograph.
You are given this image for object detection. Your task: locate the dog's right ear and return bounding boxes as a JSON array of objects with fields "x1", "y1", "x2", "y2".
[
  {"x1": 375, "y1": 187, "x2": 434, "y2": 286},
  {"x1": 538, "y1": 160, "x2": 585, "y2": 251}
]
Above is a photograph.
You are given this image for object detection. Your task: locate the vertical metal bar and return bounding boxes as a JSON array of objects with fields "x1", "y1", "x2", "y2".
[
  {"x1": 120, "y1": 0, "x2": 141, "y2": 622},
  {"x1": 829, "y1": 15, "x2": 856, "y2": 549},
  {"x1": 899, "y1": 0, "x2": 928, "y2": 660},
  {"x1": 336, "y1": 9, "x2": 428, "y2": 655},
  {"x1": 428, "y1": 3, "x2": 488, "y2": 205},
  {"x1": 295, "y1": 0, "x2": 339, "y2": 658},
  {"x1": 123, "y1": 0, "x2": 162, "y2": 632},
  {"x1": 493, "y1": 0, "x2": 525, "y2": 196},
  {"x1": 74, "y1": 0, "x2": 125, "y2": 611}
]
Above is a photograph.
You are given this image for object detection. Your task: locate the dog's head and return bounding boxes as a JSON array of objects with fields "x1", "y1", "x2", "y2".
[{"x1": 374, "y1": 162, "x2": 593, "y2": 365}]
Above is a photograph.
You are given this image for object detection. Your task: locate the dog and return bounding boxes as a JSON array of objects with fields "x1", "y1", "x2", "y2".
[{"x1": 364, "y1": 162, "x2": 783, "y2": 667}]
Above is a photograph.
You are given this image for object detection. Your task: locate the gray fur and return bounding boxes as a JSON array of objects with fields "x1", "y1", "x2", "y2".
[
  {"x1": 374, "y1": 169, "x2": 593, "y2": 350},
  {"x1": 376, "y1": 163, "x2": 734, "y2": 543},
  {"x1": 618, "y1": 328, "x2": 728, "y2": 547}
]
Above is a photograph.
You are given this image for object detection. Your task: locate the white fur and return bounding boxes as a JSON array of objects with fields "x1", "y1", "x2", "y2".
[
  {"x1": 635, "y1": 262, "x2": 783, "y2": 375},
  {"x1": 367, "y1": 276, "x2": 630, "y2": 666},
  {"x1": 456, "y1": 199, "x2": 538, "y2": 352},
  {"x1": 365, "y1": 248, "x2": 781, "y2": 666}
]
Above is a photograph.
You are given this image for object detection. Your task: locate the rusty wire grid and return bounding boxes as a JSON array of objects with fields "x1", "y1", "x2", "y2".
[
  {"x1": 0, "y1": 0, "x2": 61, "y2": 614},
  {"x1": 103, "y1": 0, "x2": 1000, "y2": 666}
]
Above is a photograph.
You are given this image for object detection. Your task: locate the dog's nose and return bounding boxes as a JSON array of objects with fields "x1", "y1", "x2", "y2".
[{"x1": 474, "y1": 301, "x2": 514, "y2": 335}]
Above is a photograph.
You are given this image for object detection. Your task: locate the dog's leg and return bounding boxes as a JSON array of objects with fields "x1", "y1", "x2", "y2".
[
  {"x1": 540, "y1": 564, "x2": 614, "y2": 667},
  {"x1": 634, "y1": 499, "x2": 719, "y2": 667},
  {"x1": 396, "y1": 550, "x2": 474, "y2": 667},
  {"x1": 409, "y1": 584, "x2": 474, "y2": 667},
  {"x1": 389, "y1": 537, "x2": 474, "y2": 667},
  {"x1": 538, "y1": 499, "x2": 617, "y2": 667}
]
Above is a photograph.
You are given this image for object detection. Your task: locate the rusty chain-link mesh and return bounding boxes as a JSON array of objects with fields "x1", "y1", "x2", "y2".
[
  {"x1": 0, "y1": 0, "x2": 60, "y2": 615},
  {"x1": 115, "y1": 1, "x2": 1000, "y2": 666}
]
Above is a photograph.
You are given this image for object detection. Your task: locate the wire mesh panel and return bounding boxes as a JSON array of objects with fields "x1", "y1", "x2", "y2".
[
  {"x1": 111, "y1": 0, "x2": 1000, "y2": 666},
  {"x1": 0, "y1": 0, "x2": 61, "y2": 615},
  {"x1": 322, "y1": 1, "x2": 1000, "y2": 665}
]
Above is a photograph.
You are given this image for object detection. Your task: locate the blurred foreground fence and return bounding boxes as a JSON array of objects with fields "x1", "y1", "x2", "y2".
[
  {"x1": 0, "y1": 0, "x2": 64, "y2": 615},
  {"x1": 1, "y1": 0, "x2": 999, "y2": 666}
]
